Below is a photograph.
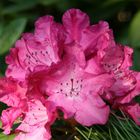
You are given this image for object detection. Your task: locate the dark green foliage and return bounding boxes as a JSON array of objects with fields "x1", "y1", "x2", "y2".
[{"x1": 76, "y1": 111, "x2": 140, "y2": 140}]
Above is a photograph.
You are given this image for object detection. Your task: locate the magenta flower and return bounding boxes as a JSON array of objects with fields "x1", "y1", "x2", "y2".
[
  {"x1": 100, "y1": 43, "x2": 140, "y2": 125},
  {"x1": 100, "y1": 44, "x2": 135, "y2": 100},
  {"x1": 0, "y1": 77, "x2": 27, "y2": 134},
  {"x1": 6, "y1": 9, "x2": 114, "y2": 81},
  {"x1": 4, "y1": 9, "x2": 116, "y2": 126},
  {"x1": 1, "y1": 8, "x2": 140, "y2": 140},
  {"x1": 111, "y1": 72, "x2": 140, "y2": 125},
  {"x1": 29, "y1": 54, "x2": 113, "y2": 126},
  {"x1": 121, "y1": 103, "x2": 140, "y2": 125},
  {"x1": 62, "y1": 9, "x2": 115, "y2": 54},
  {"x1": 15, "y1": 99, "x2": 56, "y2": 140},
  {"x1": 6, "y1": 16, "x2": 64, "y2": 81},
  {"x1": 0, "y1": 77, "x2": 56, "y2": 140},
  {"x1": 115, "y1": 72, "x2": 140, "y2": 105}
]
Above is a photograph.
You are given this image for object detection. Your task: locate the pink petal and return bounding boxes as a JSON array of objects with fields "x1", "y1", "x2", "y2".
[
  {"x1": 101, "y1": 44, "x2": 133, "y2": 73},
  {"x1": 47, "y1": 73, "x2": 112, "y2": 126},
  {"x1": 15, "y1": 127, "x2": 51, "y2": 140},
  {"x1": 110, "y1": 70, "x2": 136, "y2": 97},
  {"x1": 5, "y1": 48, "x2": 26, "y2": 80},
  {"x1": 35, "y1": 16, "x2": 64, "y2": 63},
  {"x1": 114, "y1": 72, "x2": 140, "y2": 104},
  {"x1": 81, "y1": 21, "x2": 115, "y2": 53},
  {"x1": 43, "y1": 55, "x2": 113, "y2": 125},
  {"x1": 85, "y1": 56, "x2": 105, "y2": 75},
  {"x1": 64, "y1": 43, "x2": 86, "y2": 68},
  {"x1": 48, "y1": 94, "x2": 76, "y2": 119},
  {"x1": 17, "y1": 100, "x2": 49, "y2": 132},
  {"x1": 62, "y1": 8, "x2": 90, "y2": 44},
  {"x1": 0, "y1": 77, "x2": 26, "y2": 107},
  {"x1": 15, "y1": 100, "x2": 55, "y2": 140},
  {"x1": 101, "y1": 45, "x2": 124, "y2": 72},
  {"x1": 74, "y1": 93, "x2": 110, "y2": 126},
  {"x1": 120, "y1": 46, "x2": 133, "y2": 69},
  {"x1": 121, "y1": 103, "x2": 140, "y2": 125},
  {"x1": 6, "y1": 15, "x2": 64, "y2": 81},
  {"x1": 1, "y1": 107, "x2": 22, "y2": 134}
]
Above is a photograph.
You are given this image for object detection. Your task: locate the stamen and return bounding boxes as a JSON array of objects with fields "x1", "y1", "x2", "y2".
[{"x1": 57, "y1": 78, "x2": 83, "y2": 97}]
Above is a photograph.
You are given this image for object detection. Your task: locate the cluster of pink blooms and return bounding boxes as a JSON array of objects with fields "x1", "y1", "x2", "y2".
[{"x1": 0, "y1": 8, "x2": 140, "y2": 140}]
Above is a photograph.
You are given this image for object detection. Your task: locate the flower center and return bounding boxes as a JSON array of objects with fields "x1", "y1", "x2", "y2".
[
  {"x1": 56, "y1": 78, "x2": 83, "y2": 97},
  {"x1": 24, "y1": 42, "x2": 52, "y2": 69},
  {"x1": 102, "y1": 46, "x2": 124, "y2": 72}
]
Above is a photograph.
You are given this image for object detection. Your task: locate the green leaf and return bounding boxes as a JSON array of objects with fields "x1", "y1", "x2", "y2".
[
  {"x1": 0, "y1": 72, "x2": 3, "y2": 76},
  {"x1": 0, "y1": 18, "x2": 27, "y2": 55},
  {"x1": 132, "y1": 49, "x2": 140, "y2": 71},
  {"x1": 1, "y1": 0, "x2": 39, "y2": 15},
  {"x1": 116, "y1": 26, "x2": 129, "y2": 45},
  {"x1": 39, "y1": 0, "x2": 59, "y2": 6},
  {"x1": 0, "y1": 22, "x2": 4, "y2": 37},
  {"x1": 0, "y1": 133, "x2": 15, "y2": 140},
  {"x1": 129, "y1": 11, "x2": 140, "y2": 47},
  {"x1": 0, "y1": 102, "x2": 8, "y2": 115},
  {"x1": 134, "y1": 95, "x2": 140, "y2": 104}
]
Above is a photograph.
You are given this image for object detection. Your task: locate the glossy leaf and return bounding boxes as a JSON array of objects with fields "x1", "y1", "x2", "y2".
[
  {"x1": 132, "y1": 49, "x2": 140, "y2": 71},
  {"x1": 0, "y1": 133, "x2": 15, "y2": 140},
  {"x1": 0, "y1": 18, "x2": 27, "y2": 55},
  {"x1": 129, "y1": 11, "x2": 140, "y2": 47},
  {"x1": 1, "y1": 0, "x2": 39, "y2": 15},
  {"x1": 39, "y1": 0, "x2": 59, "y2": 6},
  {"x1": 0, "y1": 102, "x2": 8, "y2": 116},
  {"x1": 0, "y1": 23, "x2": 4, "y2": 37},
  {"x1": 134, "y1": 96, "x2": 140, "y2": 104}
]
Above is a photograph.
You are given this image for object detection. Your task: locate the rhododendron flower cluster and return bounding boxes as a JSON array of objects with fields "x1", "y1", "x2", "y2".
[{"x1": 0, "y1": 9, "x2": 140, "y2": 140}]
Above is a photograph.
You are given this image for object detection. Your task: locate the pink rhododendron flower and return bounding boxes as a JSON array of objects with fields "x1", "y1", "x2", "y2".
[
  {"x1": 121, "y1": 103, "x2": 140, "y2": 125},
  {"x1": 0, "y1": 77, "x2": 27, "y2": 134},
  {"x1": 15, "y1": 127, "x2": 51, "y2": 140},
  {"x1": 29, "y1": 55, "x2": 113, "y2": 126},
  {"x1": 6, "y1": 9, "x2": 115, "y2": 81},
  {"x1": 15, "y1": 99, "x2": 56, "y2": 140},
  {"x1": 1, "y1": 8, "x2": 140, "y2": 140},
  {"x1": 0, "y1": 77, "x2": 56, "y2": 140},
  {"x1": 109, "y1": 72, "x2": 140, "y2": 126},
  {"x1": 63, "y1": 9, "x2": 115, "y2": 54},
  {"x1": 0, "y1": 77, "x2": 26, "y2": 107},
  {"x1": 101, "y1": 44, "x2": 133, "y2": 73},
  {"x1": 6, "y1": 17, "x2": 64, "y2": 81},
  {"x1": 1, "y1": 107, "x2": 22, "y2": 134},
  {"x1": 5, "y1": 8, "x2": 116, "y2": 126},
  {"x1": 100, "y1": 43, "x2": 140, "y2": 125},
  {"x1": 114, "y1": 72, "x2": 140, "y2": 105},
  {"x1": 100, "y1": 44, "x2": 136, "y2": 101}
]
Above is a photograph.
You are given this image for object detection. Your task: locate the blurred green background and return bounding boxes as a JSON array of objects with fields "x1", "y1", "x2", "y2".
[
  {"x1": 0, "y1": 0, "x2": 140, "y2": 75},
  {"x1": 0, "y1": 0, "x2": 140, "y2": 139}
]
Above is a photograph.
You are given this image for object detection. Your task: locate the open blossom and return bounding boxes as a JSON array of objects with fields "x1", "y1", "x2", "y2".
[
  {"x1": 0, "y1": 8, "x2": 140, "y2": 140},
  {"x1": 0, "y1": 77, "x2": 56, "y2": 140},
  {"x1": 121, "y1": 103, "x2": 140, "y2": 125},
  {"x1": 111, "y1": 72, "x2": 140, "y2": 125},
  {"x1": 6, "y1": 9, "x2": 114, "y2": 81},
  {"x1": 6, "y1": 16, "x2": 65, "y2": 81},
  {"x1": 100, "y1": 43, "x2": 140, "y2": 125},
  {"x1": 0, "y1": 77, "x2": 27, "y2": 134},
  {"x1": 29, "y1": 54, "x2": 114, "y2": 126},
  {"x1": 62, "y1": 9, "x2": 115, "y2": 55},
  {"x1": 4, "y1": 9, "x2": 116, "y2": 127},
  {"x1": 100, "y1": 44, "x2": 135, "y2": 99},
  {"x1": 15, "y1": 99, "x2": 56, "y2": 140}
]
